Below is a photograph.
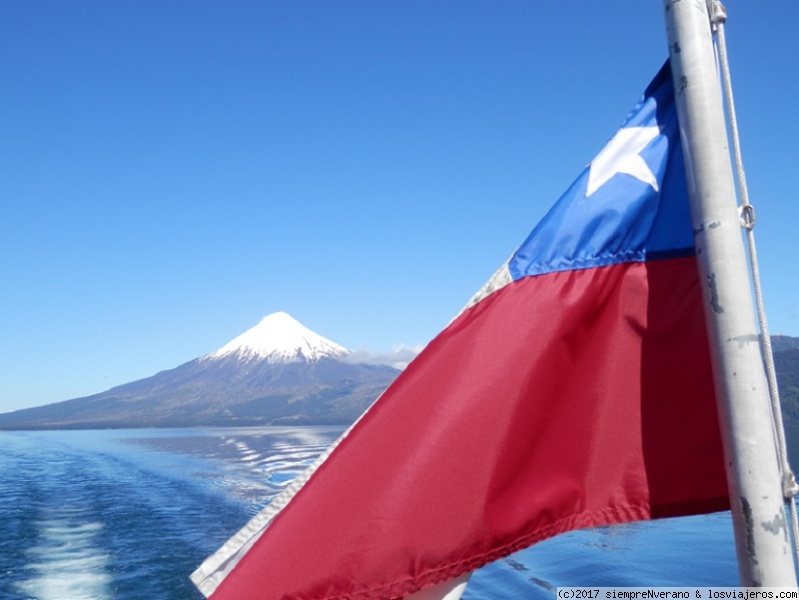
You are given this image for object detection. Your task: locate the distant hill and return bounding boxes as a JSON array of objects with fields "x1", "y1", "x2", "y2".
[
  {"x1": 772, "y1": 335, "x2": 799, "y2": 354},
  {"x1": 0, "y1": 312, "x2": 400, "y2": 430},
  {"x1": 774, "y1": 338, "x2": 799, "y2": 471},
  {"x1": 776, "y1": 345, "x2": 799, "y2": 420}
]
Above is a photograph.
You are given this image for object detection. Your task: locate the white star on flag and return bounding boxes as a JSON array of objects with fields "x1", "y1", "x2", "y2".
[{"x1": 585, "y1": 125, "x2": 661, "y2": 198}]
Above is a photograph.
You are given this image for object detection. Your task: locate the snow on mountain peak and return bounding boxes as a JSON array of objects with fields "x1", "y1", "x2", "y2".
[{"x1": 204, "y1": 312, "x2": 350, "y2": 363}]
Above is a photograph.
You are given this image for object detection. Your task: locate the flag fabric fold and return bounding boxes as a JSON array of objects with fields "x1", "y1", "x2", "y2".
[{"x1": 192, "y1": 63, "x2": 729, "y2": 600}]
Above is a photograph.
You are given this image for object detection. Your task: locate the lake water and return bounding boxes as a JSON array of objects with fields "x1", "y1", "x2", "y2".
[{"x1": 0, "y1": 427, "x2": 742, "y2": 599}]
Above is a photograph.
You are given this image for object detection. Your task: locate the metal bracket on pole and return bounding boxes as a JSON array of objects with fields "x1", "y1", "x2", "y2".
[{"x1": 663, "y1": 0, "x2": 797, "y2": 586}]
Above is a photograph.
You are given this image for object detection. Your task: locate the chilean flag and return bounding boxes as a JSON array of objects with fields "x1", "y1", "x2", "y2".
[{"x1": 192, "y1": 64, "x2": 729, "y2": 600}]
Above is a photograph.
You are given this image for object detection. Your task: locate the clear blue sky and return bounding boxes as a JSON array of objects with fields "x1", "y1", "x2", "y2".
[{"x1": 2, "y1": 0, "x2": 797, "y2": 412}]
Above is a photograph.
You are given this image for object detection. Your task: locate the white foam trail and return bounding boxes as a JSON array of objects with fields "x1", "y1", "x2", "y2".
[{"x1": 16, "y1": 511, "x2": 111, "y2": 600}]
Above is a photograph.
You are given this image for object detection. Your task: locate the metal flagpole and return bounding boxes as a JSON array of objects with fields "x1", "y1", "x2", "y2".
[{"x1": 663, "y1": 0, "x2": 797, "y2": 586}]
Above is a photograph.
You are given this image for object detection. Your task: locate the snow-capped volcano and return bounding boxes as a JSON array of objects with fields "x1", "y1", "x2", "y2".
[
  {"x1": 0, "y1": 311, "x2": 400, "y2": 430},
  {"x1": 205, "y1": 312, "x2": 350, "y2": 363}
]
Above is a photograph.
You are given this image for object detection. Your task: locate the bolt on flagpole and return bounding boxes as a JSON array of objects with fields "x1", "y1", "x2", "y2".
[{"x1": 663, "y1": 0, "x2": 796, "y2": 586}]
